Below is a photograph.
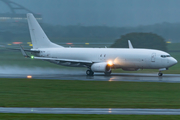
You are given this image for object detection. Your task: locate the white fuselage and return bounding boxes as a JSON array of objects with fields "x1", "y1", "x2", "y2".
[
  {"x1": 25, "y1": 13, "x2": 178, "y2": 76},
  {"x1": 33, "y1": 48, "x2": 177, "y2": 70}
]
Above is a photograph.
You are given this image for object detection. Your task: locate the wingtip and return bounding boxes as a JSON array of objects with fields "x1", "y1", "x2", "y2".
[{"x1": 128, "y1": 40, "x2": 133, "y2": 49}]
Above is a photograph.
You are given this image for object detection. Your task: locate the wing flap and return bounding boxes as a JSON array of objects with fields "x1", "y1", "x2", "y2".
[{"x1": 18, "y1": 45, "x2": 92, "y2": 64}]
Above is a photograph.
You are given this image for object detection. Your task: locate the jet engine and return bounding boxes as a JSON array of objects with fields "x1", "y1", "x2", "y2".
[{"x1": 91, "y1": 62, "x2": 111, "y2": 72}]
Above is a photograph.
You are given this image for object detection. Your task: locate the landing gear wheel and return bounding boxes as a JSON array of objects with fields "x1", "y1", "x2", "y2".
[
  {"x1": 86, "y1": 70, "x2": 94, "y2": 76},
  {"x1": 104, "y1": 70, "x2": 112, "y2": 76},
  {"x1": 158, "y1": 72, "x2": 163, "y2": 76}
]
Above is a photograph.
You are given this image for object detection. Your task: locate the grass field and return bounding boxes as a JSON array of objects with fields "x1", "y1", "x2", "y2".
[
  {"x1": 1, "y1": 78, "x2": 180, "y2": 108},
  {"x1": 167, "y1": 43, "x2": 180, "y2": 51},
  {"x1": 0, "y1": 114, "x2": 180, "y2": 120}
]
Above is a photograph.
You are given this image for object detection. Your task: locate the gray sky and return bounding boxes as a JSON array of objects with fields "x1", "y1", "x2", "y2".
[{"x1": 1, "y1": 0, "x2": 180, "y2": 27}]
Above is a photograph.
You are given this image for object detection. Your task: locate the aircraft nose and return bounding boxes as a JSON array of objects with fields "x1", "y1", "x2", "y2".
[{"x1": 170, "y1": 57, "x2": 178, "y2": 66}]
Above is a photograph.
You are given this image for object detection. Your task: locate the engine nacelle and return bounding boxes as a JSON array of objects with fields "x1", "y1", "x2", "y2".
[
  {"x1": 91, "y1": 62, "x2": 111, "y2": 72},
  {"x1": 122, "y1": 68, "x2": 139, "y2": 71}
]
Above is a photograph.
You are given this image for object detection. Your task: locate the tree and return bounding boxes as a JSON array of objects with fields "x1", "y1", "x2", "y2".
[{"x1": 111, "y1": 32, "x2": 167, "y2": 51}]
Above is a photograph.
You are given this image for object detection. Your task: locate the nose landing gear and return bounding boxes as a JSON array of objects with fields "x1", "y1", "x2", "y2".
[
  {"x1": 158, "y1": 68, "x2": 168, "y2": 76},
  {"x1": 158, "y1": 72, "x2": 163, "y2": 76}
]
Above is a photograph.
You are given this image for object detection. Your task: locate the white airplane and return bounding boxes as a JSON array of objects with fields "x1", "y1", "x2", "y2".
[{"x1": 20, "y1": 13, "x2": 177, "y2": 76}]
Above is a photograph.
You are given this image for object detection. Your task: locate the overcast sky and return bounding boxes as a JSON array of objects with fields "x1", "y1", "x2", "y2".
[{"x1": 1, "y1": 0, "x2": 180, "y2": 27}]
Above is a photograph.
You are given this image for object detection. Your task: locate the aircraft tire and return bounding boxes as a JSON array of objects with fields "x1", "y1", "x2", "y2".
[
  {"x1": 104, "y1": 70, "x2": 112, "y2": 76},
  {"x1": 86, "y1": 70, "x2": 94, "y2": 76},
  {"x1": 158, "y1": 72, "x2": 163, "y2": 76}
]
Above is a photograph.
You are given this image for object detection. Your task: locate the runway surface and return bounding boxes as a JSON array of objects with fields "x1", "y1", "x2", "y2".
[
  {"x1": 0, "y1": 107, "x2": 180, "y2": 115},
  {"x1": 0, "y1": 72, "x2": 180, "y2": 83}
]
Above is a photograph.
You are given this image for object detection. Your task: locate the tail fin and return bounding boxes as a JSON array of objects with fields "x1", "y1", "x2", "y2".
[{"x1": 27, "y1": 13, "x2": 63, "y2": 49}]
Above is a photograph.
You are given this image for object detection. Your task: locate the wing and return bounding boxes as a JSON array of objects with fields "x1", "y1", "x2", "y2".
[
  {"x1": 33, "y1": 56, "x2": 92, "y2": 64},
  {"x1": 19, "y1": 45, "x2": 92, "y2": 66}
]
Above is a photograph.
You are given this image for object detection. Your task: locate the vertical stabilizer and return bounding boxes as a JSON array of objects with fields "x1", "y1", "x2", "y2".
[{"x1": 27, "y1": 13, "x2": 63, "y2": 49}]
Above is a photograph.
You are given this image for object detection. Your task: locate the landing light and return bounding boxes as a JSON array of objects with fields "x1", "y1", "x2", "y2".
[{"x1": 108, "y1": 61, "x2": 113, "y2": 66}]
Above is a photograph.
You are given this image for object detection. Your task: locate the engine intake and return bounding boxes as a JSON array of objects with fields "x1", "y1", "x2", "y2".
[{"x1": 91, "y1": 62, "x2": 111, "y2": 72}]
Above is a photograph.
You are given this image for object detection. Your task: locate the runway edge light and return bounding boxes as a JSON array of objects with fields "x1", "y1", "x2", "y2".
[{"x1": 27, "y1": 75, "x2": 32, "y2": 79}]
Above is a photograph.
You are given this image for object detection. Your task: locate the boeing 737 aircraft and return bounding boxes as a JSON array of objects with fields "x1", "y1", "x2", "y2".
[{"x1": 19, "y1": 13, "x2": 177, "y2": 76}]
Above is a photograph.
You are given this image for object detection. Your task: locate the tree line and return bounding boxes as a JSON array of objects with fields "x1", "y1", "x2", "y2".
[{"x1": 0, "y1": 22, "x2": 180, "y2": 43}]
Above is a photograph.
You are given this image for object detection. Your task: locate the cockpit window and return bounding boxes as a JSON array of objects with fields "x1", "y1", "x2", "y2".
[{"x1": 161, "y1": 55, "x2": 171, "y2": 58}]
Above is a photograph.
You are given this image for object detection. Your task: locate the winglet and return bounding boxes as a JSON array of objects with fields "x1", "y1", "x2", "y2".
[
  {"x1": 20, "y1": 45, "x2": 29, "y2": 58},
  {"x1": 128, "y1": 40, "x2": 133, "y2": 49}
]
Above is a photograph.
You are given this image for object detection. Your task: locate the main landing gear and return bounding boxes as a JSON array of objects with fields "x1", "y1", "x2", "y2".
[
  {"x1": 86, "y1": 70, "x2": 112, "y2": 76},
  {"x1": 104, "y1": 70, "x2": 112, "y2": 76},
  {"x1": 158, "y1": 72, "x2": 163, "y2": 76},
  {"x1": 86, "y1": 70, "x2": 94, "y2": 76}
]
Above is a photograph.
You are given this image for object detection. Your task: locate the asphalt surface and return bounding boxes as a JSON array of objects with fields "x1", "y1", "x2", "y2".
[
  {"x1": 0, "y1": 107, "x2": 180, "y2": 115},
  {"x1": 0, "y1": 72, "x2": 180, "y2": 83}
]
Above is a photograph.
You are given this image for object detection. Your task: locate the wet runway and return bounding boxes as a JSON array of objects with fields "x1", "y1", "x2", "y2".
[
  {"x1": 0, "y1": 107, "x2": 180, "y2": 115},
  {"x1": 0, "y1": 72, "x2": 180, "y2": 83}
]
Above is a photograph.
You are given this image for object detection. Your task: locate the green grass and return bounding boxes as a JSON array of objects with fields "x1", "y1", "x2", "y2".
[
  {"x1": 1, "y1": 78, "x2": 180, "y2": 108},
  {"x1": 0, "y1": 114, "x2": 180, "y2": 120},
  {"x1": 167, "y1": 43, "x2": 180, "y2": 51}
]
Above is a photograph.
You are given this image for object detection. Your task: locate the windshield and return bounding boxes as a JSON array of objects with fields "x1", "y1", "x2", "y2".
[{"x1": 161, "y1": 55, "x2": 171, "y2": 58}]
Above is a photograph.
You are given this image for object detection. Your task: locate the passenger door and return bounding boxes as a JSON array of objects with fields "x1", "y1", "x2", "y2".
[{"x1": 151, "y1": 53, "x2": 156, "y2": 62}]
